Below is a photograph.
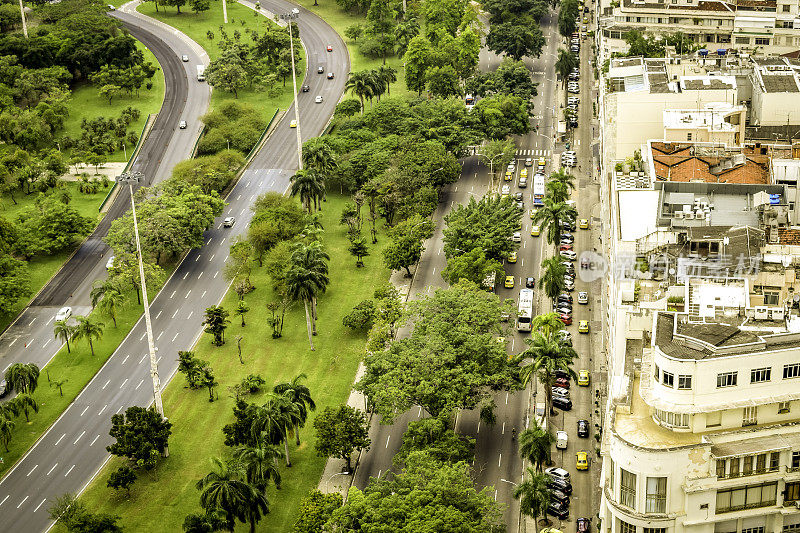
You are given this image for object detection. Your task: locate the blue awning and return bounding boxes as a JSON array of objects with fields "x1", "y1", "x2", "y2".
[
  {"x1": 698, "y1": 49, "x2": 709, "y2": 56},
  {"x1": 717, "y1": 49, "x2": 727, "y2": 56}
]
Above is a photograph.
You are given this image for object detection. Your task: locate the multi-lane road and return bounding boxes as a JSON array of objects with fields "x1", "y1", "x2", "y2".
[
  {"x1": 351, "y1": 4, "x2": 603, "y2": 532},
  {"x1": 0, "y1": 1, "x2": 347, "y2": 531}
]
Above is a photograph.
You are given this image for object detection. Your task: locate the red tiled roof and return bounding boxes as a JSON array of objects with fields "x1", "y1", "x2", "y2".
[
  {"x1": 778, "y1": 228, "x2": 800, "y2": 245},
  {"x1": 649, "y1": 142, "x2": 770, "y2": 184}
]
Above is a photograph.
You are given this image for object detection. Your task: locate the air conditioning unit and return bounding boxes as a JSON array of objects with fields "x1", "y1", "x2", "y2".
[
  {"x1": 685, "y1": 211, "x2": 695, "y2": 219},
  {"x1": 771, "y1": 307, "x2": 785, "y2": 320},
  {"x1": 754, "y1": 306, "x2": 769, "y2": 320},
  {"x1": 675, "y1": 211, "x2": 685, "y2": 219},
  {"x1": 696, "y1": 211, "x2": 705, "y2": 220}
]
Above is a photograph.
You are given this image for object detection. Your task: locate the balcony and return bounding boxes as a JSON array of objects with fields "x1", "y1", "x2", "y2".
[{"x1": 717, "y1": 499, "x2": 777, "y2": 513}]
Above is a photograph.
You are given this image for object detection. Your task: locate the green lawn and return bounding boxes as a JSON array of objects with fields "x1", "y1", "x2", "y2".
[
  {"x1": 61, "y1": 41, "x2": 165, "y2": 163},
  {"x1": 292, "y1": 0, "x2": 412, "y2": 98},
  {"x1": 0, "y1": 183, "x2": 110, "y2": 332},
  {"x1": 79, "y1": 194, "x2": 390, "y2": 532},
  {"x1": 136, "y1": 2, "x2": 302, "y2": 117},
  {"x1": 0, "y1": 278, "x2": 169, "y2": 478}
]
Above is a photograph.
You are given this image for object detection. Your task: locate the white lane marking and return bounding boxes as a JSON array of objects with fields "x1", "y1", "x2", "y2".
[
  {"x1": 90, "y1": 435, "x2": 99, "y2": 447},
  {"x1": 17, "y1": 495, "x2": 28, "y2": 508},
  {"x1": 136, "y1": 379, "x2": 144, "y2": 390},
  {"x1": 170, "y1": 291, "x2": 176, "y2": 298},
  {"x1": 220, "y1": 239, "x2": 226, "y2": 246},
  {"x1": 54, "y1": 433, "x2": 65, "y2": 446},
  {"x1": 214, "y1": 272, "x2": 218, "y2": 278},
  {"x1": 183, "y1": 272, "x2": 188, "y2": 280},
  {"x1": 102, "y1": 380, "x2": 110, "y2": 390},
  {"x1": 195, "y1": 255, "x2": 200, "y2": 262},
  {"x1": 172, "y1": 309, "x2": 178, "y2": 319},
  {"x1": 502, "y1": 422, "x2": 506, "y2": 435},
  {"x1": 185, "y1": 290, "x2": 191, "y2": 299},
  {"x1": 209, "y1": 254, "x2": 215, "y2": 262},
  {"x1": 0, "y1": 495, "x2": 8, "y2": 506},
  {"x1": 498, "y1": 454, "x2": 502, "y2": 467},
  {"x1": 240, "y1": 209, "x2": 246, "y2": 216},
  {"x1": 64, "y1": 465, "x2": 75, "y2": 477},
  {"x1": 34, "y1": 499, "x2": 46, "y2": 512},
  {"x1": 156, "y1": 331, "x2": 163, "y2": 340},
  {"x1": 140, "y1": 332, "x2": 146, "y2": 341},
  {"x1": 122, "y1": 355, "x2": 129, "y2": 365},
  {"x1": 46, "y1": 464, "x2": 58, "y2": 476},
  {"x1": 9, "y1": 339, "x2": 16, "y2": 346},
  {"x1": 73, "y1": 431, "x2": 85, "y2": 445},
  {"x1": 377, "y1": 469, "x2": 382, "y2": 478},
  {"x1": 42, "y1": 339, "x2": 51, "y2": 349},
  {"x1": 198, "y1": 271, "x2": 203, "y2": 279},
  {"x1": 139, "y1": 355, "x2": 146, "y2": 364},
  {"x1": 236, "y1": 194, "x2": 241, "y2": 200},
  {"x1": 156, "y1": 356, "x2": 162, "y2": 364},
  {"x1": 120, "y1": 379, "x2": 128, "y2": 389},
  {"x1": 506, "y1": 392, "x2": 509, "y2": 405},
  {"x1": 206, "y1": 238, "x2": 212, "y2": 245},
  {"x1": 201, "y1": 291, "x2": 206, "y2": 298},
  {"x1": 432, "y1": 268, "x2": 436, "y2": 276},
  {"x1": 116, "y1": 405, "x2": 124, "y2": 414},
  {"x1": 80, "y1": 406, "x2": 89, "y2": 416},
  {"x1": 27, "y1": 465, "x2": 37, "y2": 477},
  {"x1": 385, "y1": 435, "x2": 390, "y2": 448},
  {"x1": 172, "y1": 332, "x2": 179, "y2": 341},
  {"x1": 477, "y1": 420, "x2": 481, "y2": 434},
  {"x1": 29, "y1": 318, "x2": 36, "y2": 327},
  {"x1": 417, "y1": 407, "x2": 422, "y2": 417},
  {"x1": 98, "y1": 405, "x2": 107, "y2": 416},
  {"x1": 45, "y1": 317, "x2": 53, "y2": 326}
]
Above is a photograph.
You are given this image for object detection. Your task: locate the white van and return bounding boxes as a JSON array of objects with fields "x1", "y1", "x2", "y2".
[{"x1": 556, "y1": 431, "x2": 568, "y2": 449}]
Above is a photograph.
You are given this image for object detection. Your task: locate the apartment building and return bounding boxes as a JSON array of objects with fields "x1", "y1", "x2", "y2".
[
  {"x1": 750, "y1": 58, "x2": 800, "y2": 127},
  {"x1": 598, "y1": 0, "x2": 800, "y2": 57}
]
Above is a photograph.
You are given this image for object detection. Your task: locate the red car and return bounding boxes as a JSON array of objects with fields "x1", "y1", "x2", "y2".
[
  {"x1": 559, "y1": 243, "x2": 574, "y2": 251},
  {"x1": 326, "y1": 45, "x2": 333, "y2": 52},
  {"x1": 555, "y1": 377, "x2": 571, "y2": 388},
  {"x1": 559, "y1": 313, "x2": 572, "y2": 325}
]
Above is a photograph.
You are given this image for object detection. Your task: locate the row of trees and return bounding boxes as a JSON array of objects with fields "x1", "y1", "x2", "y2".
[
  {"x1": 533, "y1": 169, "x2": 578, "y2": 299},
  {"x1": 0, "y1": 363, "x2": 41, "y2": 451},
  {"x1": 484, "y1": 0, "x2": 548, "y2": 61}
]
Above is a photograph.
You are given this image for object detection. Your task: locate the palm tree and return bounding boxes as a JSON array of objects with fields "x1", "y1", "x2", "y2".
[
  {"x1": 394, "y1": 18, "x2": 419, "y2": 56},
  {"x1": 376, "y1": 65, "x2": 397, "y2": 97},
  {"x1": 96, "y1": 288, "x2": 126, "y2": 328},
  {"x1": 71, "y1": 316, "x2": 104, "y2": 356},
  {"x1": 0, "y1": 415, "x2": 15, "y2": 451},
  {"x1": 517, "y1": 333, "x2": 578, "y2": 422},
  {"x1": 5, "y1": 362, "x2": 40, "y2": 394},
  {"x1": 232, "y1": 441, "x2": 283, "y2": 491},
  {"x1": 302, "y1": 138, "x2": 337, "y2": 176},
  {"x1": 555, "y1": 48, "x2": 578, "y2": 88},
  {"x1": 90, "y1": 279, "x2": 119, "y2": 309},
  {"x1": 532, "y1": 197, "x2": 577, "y2": 245},
  {"x1": 273, "y1": 374, "x2": 315, "y2": 445},
  {"x1": 531, "y1": 312, "x2": 567, "y2": 339},
  {"x1": 545, "y1": 180, "x2": 570, "y2": 204},
  {"x1": 345, "y1": 70, "x2": 376, "y2": 113},
  {"x1": 539, "y1": 257, "x2": 567, "y2": 300},
  {"x1": 514, "y1": 468, "x2": 552, "y2": 532},
  {"x1": 549, "y1": 168, "x2": 576, "y2": 190},
  {"x1": 519, "y1": 421, "x2": 555, "y2": 471},
  {"x1": 12, "y1": 393, "x2": 38, "y2": 422},
  {"x1": 53, "y1": 319, "x2": 75, "y2": 353},
  {"x1": 289, "y1": 169, "x2": 325, "y2": 213},
  {"x1": 285, "y1": 242, "x2": 330, "y2": 350},
  {"x1": 196, "y1": 458, "x2": 267, "y2": 533},
  {"x1": 250, "y1": 394, "x2": 301, "y2": 467}
]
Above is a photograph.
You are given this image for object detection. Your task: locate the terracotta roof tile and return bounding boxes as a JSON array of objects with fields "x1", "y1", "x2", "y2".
[
  {"x1": 649, "y1": 142, "x2": 770, "y2": 184},
  {"x1": 778, "y1": 228, "x2": 800, "y2": 245}
]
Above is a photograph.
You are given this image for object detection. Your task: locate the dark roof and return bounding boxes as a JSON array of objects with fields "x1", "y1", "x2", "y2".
[
  {"x1": 761, "y1": 73, "x2": 799, "y2": 93},
  {"x1": 682, "y1": 78, "x2": 735, "y2": 90},
  {"x1": 655, "y1": 313, "x2": 770, "y2": 360}
]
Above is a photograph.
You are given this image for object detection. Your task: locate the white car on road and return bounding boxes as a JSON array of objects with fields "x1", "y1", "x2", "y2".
[
  {"x1": 55, "y1": 307, "x2": 72, "y2": 322},
  {"x1": 556, "y1": 430, "x2": 568, "y2": 449}
]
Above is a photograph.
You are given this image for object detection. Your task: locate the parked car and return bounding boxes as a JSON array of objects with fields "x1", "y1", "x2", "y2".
[
  {"x1": 519, "y1": 176, "x2": 527, "y2": 188},
  {"x1": 501, "y1": 185, "x2": 510, "y2": 195},
  {"x1": 552, "y1": 386, "x2": 570, "y2": 398},
  {"x1": 578, "y1": 320, "x2": 590, "y2": 333},
  {"x1": 559, "y1": 243, "x2": 574, "y2": 252},
  {"x1": 526, "y1": 277, "x2": 536, "y2": 288},
  {"x1": 106, "y1": 256, "x2": 115, "y2": 270},
  {"x1": 560, "y1": 234, "x2": 575, "y2": 244},
  {"x1": 552, "y1": 395, "x2": 572, "y2": 411},
  {"x1": 546, "y1": 467, "x2": 571, "y2": 482},
  {"x1": 554, "y1": 377, "x2": 570, "y2": 388},
  {"x1": 547, "y1": 501, "x2": 570, "y2": 520},
  {"x1": 577, "y1": 518, "x2": 591, "y2": 533},
  {"x1": 558, "y1": 313, "x2": 572, "y2": 325},
  {"x1": 577, "y1": 419, "x2": 590, "y2": 438},
  {"x1": 525, "y1": 157, "x2": 533, "y2": 166},
  {"x1": 0, "y1": 379, "x2": 8, "y2": 398},
  {"x1": 578, "y1": 291, "x2": 589, "y2": 304},
  {"x1": 557, "y1": 293, "x2": 573, "y2": 303},
  {"x1": 548, "y1": 476, "x2": 573, "y2": 495},
  {"x1": 557, "y1": 330, "x2": 572, "y2": 343},
  {"x1": 550, "y1": 488, "x2": 571, "y2": 504},
  {"x1": 560, "y1": 250, "x2": 577, "y2": 260},
  {"x1": 556, "y1": 431, "x2": 568, "y2": 449},
  {"x1": 508, "y1": 251, "x2": 517, "y2": 264}
]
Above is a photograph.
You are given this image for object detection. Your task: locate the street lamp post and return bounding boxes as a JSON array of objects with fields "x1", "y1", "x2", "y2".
[
  {"x1": 281, "y1": 11, "x2": 303, "y2": 171},
  {"x1": 116, "y1": 171, "x2": 165, "y2": 425}
]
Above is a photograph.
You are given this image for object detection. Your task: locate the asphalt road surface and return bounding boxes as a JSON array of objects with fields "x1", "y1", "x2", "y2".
[
  {"x1": 0, "y1": 2, "x2": 347, "y2": 531},
  {"x1": 351, "y1": 6, "x2": 603, "y2": 532},
  {"x1": 0, "y1": 3, "x2": 211, "y2": 391}
]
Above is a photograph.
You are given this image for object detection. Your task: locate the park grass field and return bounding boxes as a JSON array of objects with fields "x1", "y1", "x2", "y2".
[{"x1": 79, "y1": 194, "x2": 390, "y2": 532}]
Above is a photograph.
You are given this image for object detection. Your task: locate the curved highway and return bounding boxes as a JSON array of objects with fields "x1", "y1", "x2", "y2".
[{"x1": 0, "y1": 2, "x2": 346, "y2": 531}]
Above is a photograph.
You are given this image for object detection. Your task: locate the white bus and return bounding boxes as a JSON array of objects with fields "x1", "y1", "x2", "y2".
[
  {"x1": 517, "y1": 288, "x2": 534, "y2": 332},
  {"x1": 532, "y1": 173, "x2": 545, "y2": 207}
]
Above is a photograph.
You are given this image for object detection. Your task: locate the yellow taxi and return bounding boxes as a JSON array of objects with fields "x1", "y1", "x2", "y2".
[
  {"x1": 290, "y1": 119, "x2": 297, "y2": 128},
  {"x1": 531, "y1": 225, "x2": 541, "y2": 237},
  {"x1": 576, "y1": 451, "x2": 589, "y2": 470},
  {"x1": 530, "y1": 209, "x2": 537, "y2": 219},
  {"x1": 578, "y1": 320, "x2": 589, "y2": 333},
  {"x1": 538, "y1": 157, "x2": 546, "y2": 168},
  {"x1": 520, "y1": 168, "x2": 528, "y2": 178},
  {"x1": 508, "y1": 251, "x2": 517, "y2": 263},
  {"x1": 505, "y1": 171, "x2": 513, "y2": 181},
  {"x1": 578, "y1": 369, "x2": 590, "y2": 386},
  {"x1": 583, "y1": 16, "x2": 588, "y2": 23},
  {"x1": 579, "y1": 218, "x2": 589, "y2": 229},
  {"x1": 504, "y1": 275, "x2": 515, "y2": 288}
]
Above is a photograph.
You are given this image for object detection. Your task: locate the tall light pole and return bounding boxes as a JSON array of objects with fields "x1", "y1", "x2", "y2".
[
  {"x1": 116, "y1": 172, "x2": 165, "y2": 422},
  {"x1": 18, "y1": 0, "x2": 27, "y2": 38},
  {"x1": 281, "y1": 11, "x2": 303, "y2": 171}
]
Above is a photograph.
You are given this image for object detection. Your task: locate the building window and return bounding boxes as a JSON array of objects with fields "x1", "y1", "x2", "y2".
[
  {"x1": 785, "y1": 524, "x2": 800, "y2": 533},
  {"x1": 743, "y1": 455, "x2": 753, "y2": 475},
  {"x1": 620, "y1": 469, "x2": 636, "y2": 509},
  {"x1": 687, "y1": 133, "x2": 693, "y2": 141},
  {"x1": 763, "y1": 291, "x2": 780, "y2": 305},
  {"x1": 620, "y1": 520, "x2": 636, "y2": 533},
  {"x1": 784, "y1": 363, "x2": 800, "y2": 379},
  {"x1": 786, "y1": 482, "x2": 800, "y2": 502},
  {"x1": 770, "y1": 452, "x2": 779, "y2": 471},
  {"x1": 755, "y1": 453, "x2": 766, "y2": 474},
  {"x1": 715, "y1": 482, "x2": 777, "y2": 513},
  {"x1": 678, "y1": 375, "x2": 692, "y2": 389},
  {"x1": 654, "y1": 364, "x2": 660, "y2": 381},
  {"x1": 610, "y1": 458, "x2": 615, "y2": 494},
  {"x1": 716, "y1": 459, "x2": 726, "y2": 478},
  {"x1": 654, "y1": 409, "x2": 690, "y2": 428},
  {"x1": 663, "y1": 372, "x2": 674, "y2": 388},
  {"x1": 729, "y1": 457, "x2": 740, "y2": 477},
  {"x1": 644, "y1": 529, "x2": 666, "y2": 533},
  {"x1": 743, "y1": 406, "x2": 758, "y2": 427},
  {"x1": 751, "y1": 367, "x2": 772, "y2": 383},
  {"x1": 792, "y1": 451, "x2": 800, "y2": 469},
  {"x1": 718, "y1": 372, "x2": 738, "y2": 388},
  {"x1": 736, "y1": 37, "x2": 750, "y2": 44},
  {"x1": 743, "y1": 528, "x2": 765, "y2": 533},
  {"x1": 779, "y1": 401, "x2": 791, "y2": 414},
  {"x1": 783, "y1": 4, "x2": 791, "y2": 11},
  {"x1": 645, "y1": 477, "x2": 667, "y2": 513},
  {"x1": 755, "y1": 37, "x2": 770, "y2": 45}
]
